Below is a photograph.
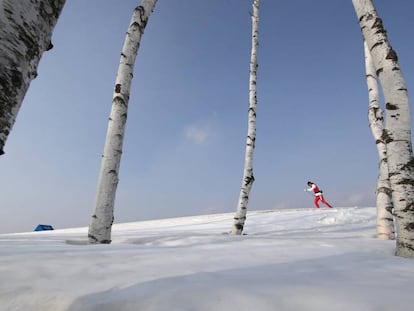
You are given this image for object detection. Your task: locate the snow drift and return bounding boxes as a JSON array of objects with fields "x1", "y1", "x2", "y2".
[{"x1": 1, "y1": 207, "x2": 413, "y2": 311}]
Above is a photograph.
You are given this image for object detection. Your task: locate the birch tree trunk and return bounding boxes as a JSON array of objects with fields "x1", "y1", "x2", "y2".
[
  {"x1": 231, "y1": 0, "x2": 260, "y2": 235},
  {"x1": 0, "y1": 0, "x2": 66, "y2": 156},
  {"x1": 353, "y1": 0, "x2": 414, "y2": 257},
  {"x1": 364, "y1": 40, "x2": 395, "y2": 240},
  {"x1": 88, "y1": 0, "x2": 158, "y2": 244}
]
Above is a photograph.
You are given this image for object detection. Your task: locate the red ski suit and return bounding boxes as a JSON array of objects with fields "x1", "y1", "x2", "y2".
[{"x1": 307, "y1": 183, "x2": 332, "y2": 208}]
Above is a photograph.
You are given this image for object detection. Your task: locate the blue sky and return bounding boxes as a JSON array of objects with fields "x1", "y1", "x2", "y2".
[{"x1": 1, "y1": 0, "x2": 413, "y2": 233}]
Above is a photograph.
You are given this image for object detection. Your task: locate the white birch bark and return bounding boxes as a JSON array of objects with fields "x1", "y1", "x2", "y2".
[
  {"x1": 0, "y1": 0, "x2": 66, "y2": 155},
  {"x1": 88, "y1": 0, "x2": 158, "y2": 244},
  {"x1": 231, "y1": 0, "x2": 260, "y2": 235},
  {"x1": 364, "y1": 40, "x2": 395, "y2": 240},
  {"x1": 353, "y1": 0, "x2": 414, "y2": 257}
]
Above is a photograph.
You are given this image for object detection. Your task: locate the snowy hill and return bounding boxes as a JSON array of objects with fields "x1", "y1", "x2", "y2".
[{"x1": 1, "y1": 207, "x2": 413, "y2": 311}]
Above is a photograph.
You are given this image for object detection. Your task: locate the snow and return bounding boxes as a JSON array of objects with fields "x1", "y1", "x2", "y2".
[{"x1": 1, "y1": 207, "x2": 413, "y2": 311}]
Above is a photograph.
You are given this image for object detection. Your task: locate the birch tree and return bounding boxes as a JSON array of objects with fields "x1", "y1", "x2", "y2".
[
  {"x1": 231, "y1": 0, "x2": 260, "y2": 235},
  {"x1": 0, "y1": 0, "x2": 66, "y2": 156},
  {"x1": 364, "y1": 40, "x2": 395, "y2": 240},
  {"x1": 353, "y1": 0, "x2": 414, "y2": 257},
  {"x1": 88, "y1": 0, "x2": 158, "y2": 244}
]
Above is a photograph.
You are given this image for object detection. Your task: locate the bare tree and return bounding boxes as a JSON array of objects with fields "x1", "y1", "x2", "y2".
[
  {"x1": 88, "y1": 0, "x2": 158, "y2": 244},
  {"x1": 0, "y1": 0, "x2": 66, "y2": 155},
  {"x1": 353, "y1": 0, "x2": 414, "y2": 257},
  {"x1": 231, "y1": 0, "x2": 260, "y2": 235},
  {"x1": 363, "y1": 40, "x2": 395, "y2": 240}
]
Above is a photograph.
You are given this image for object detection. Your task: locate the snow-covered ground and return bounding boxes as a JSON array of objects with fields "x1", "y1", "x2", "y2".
[{"x1": 1, "y1": 207, "x2": 413, "y2": 311}]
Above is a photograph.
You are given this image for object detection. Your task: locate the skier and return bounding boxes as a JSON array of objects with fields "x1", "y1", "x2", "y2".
[{"x1": 305, "y1": 181, "x2": 332, "y2": 208}]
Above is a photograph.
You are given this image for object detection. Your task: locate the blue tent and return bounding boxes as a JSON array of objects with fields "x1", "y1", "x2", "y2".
[{"x1": 34, "y1": 224, "x2": 54, "y2": 231}]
